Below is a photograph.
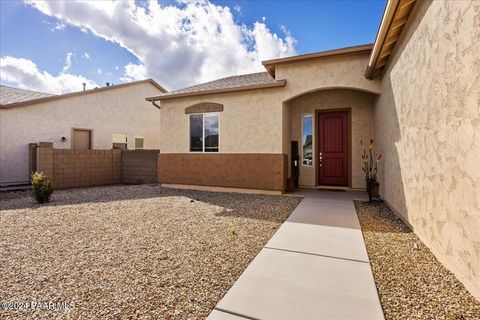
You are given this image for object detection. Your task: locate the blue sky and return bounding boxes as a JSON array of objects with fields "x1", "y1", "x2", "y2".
[
  {"x1": 0, "y1": 0, "x2": 385, "y2": 93},
  {"x1": 215, "y1": 1, "x2": 385, "y2": 52}
]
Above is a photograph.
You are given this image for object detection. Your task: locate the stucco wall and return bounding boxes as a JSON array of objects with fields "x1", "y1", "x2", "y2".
[
  {"x1": 288, "y1": 89, "x2": 375, "y2": 188},
  {"x1": 0, "y1": 82, "x2": 162, "y2": 185},
  {"x1": 374, "y1": 0, "x2": 480, "y2": 298},
  {"x1": 159, "y1": 88, "x2": 284, "y2": 154},
  {"x1": 275, "y1": 54, "x2": 381, "y2": 101},
  {"x1": 159, "y1": 53, "x2": 381, "y2": 190},
  {"x1": 158, "y1": 153, "x2": 286, "y2": 191}
]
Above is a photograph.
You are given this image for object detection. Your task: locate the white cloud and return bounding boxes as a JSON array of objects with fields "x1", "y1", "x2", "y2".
[
  {"x1": 0, "y1": 56, "x2": 97, "y2": 94},
  {"x1": 43, "y1": 19, "x2": 66, "y2": 31},
  {"x1": 82, "y1": 52, "x2": 90, "y2": 59},
  {"x1": 122, "y1": 63, "x2": 147, "y2": 81},
  {"x1": 97, "y1": 68, "x2": 102, "y2": 74},
  {"x1": 62, "y1": 52, "x2": 73, "y2": 72},
  {"x1": 53, "y1": 21, "x2": 66, "y2": 31},
  {"x1": 25, "y1": 0, "x2": 297, "y2": 90},
  {"x1": 250, "y1": 22, "x2": 296, "y2": 61}
]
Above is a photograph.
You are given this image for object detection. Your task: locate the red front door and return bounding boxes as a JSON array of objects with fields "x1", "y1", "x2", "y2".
[{"x1": 318, "y1": 111, "x2": 348, "y2": 186}]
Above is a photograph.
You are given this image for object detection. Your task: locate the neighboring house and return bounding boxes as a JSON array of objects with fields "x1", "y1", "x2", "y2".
[
  {"x1": 146, "y1": 0, "x2": 479, "y2": 299},
  {"x1": 0, "y1": 79, "x2": 166, "y2": 186}
]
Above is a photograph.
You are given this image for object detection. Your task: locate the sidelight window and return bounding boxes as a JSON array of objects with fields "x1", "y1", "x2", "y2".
[{"x1": 302, "y1": 114, "x2": 313, "y2": 166}]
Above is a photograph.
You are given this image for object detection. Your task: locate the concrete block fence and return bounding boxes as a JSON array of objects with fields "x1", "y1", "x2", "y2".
[
  {"x1": 121, "y1": 150, "x2": 159, "y2": 184},
  {"x1": 31, "y1": 142, "x2": 159, "y2": 190}
]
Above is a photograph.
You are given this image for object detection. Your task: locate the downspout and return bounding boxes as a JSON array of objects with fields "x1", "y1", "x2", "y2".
[{"x1": 150, "y1": 100, "x2": 161, "y2": 109}]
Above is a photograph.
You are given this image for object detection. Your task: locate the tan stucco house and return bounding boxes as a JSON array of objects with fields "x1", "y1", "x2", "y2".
[
  {"x1": 0, "y1": 79, "x2": 165, "y2": 186},
  {"x1": 146, "y1": 0, "x2": 479, "y2": 299}
]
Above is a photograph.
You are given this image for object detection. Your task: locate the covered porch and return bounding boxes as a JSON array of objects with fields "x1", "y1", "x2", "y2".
[{"x1": 284, "y1": 88, "x2": 378, "y2": 190}]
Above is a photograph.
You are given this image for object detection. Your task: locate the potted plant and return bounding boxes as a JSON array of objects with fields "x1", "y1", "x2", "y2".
[{"x1": 361, "y1": 139, "x2": 382, "y2": 202}]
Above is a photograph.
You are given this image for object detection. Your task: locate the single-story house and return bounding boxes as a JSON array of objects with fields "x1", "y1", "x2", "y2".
[
  {"x1": 0, "y1": 79, "x2": 165, "y2": 186},
  {"x1": 146, "y1": 0, "x2": 479, "y2": 299}
]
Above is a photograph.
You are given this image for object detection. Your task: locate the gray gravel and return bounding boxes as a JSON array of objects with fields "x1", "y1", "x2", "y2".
[
  {"x1": 0, "y1": 184, "x2": 301, "y2": 319},
  {"x1": 354, "y1": 200, "x2": 480, "y2": 320}
]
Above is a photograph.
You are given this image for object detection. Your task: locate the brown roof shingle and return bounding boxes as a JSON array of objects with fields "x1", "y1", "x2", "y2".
[
  {"x1": 149, "y1": 72, "x2": 285, "y2": 101},
  {"x1": 1, "y1": 79, "x2": 166, "y2": 108},
  {"x1": 0, "y1": 85, "x2": 54, "y2": 106}
]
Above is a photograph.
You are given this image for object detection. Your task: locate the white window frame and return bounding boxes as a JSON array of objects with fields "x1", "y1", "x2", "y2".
[
  {"x1": 112, "y1": 132, "x2": 127, "y2": 150},
  {"x1": 301, "y1": 113, "x2": 314, "y2": 167},
  {"x1": 189, "y1": 112, "x2": 220, "y2": 153},
  {"x1": 134, "y1": 135, "x2": 145, "y2": 149}
]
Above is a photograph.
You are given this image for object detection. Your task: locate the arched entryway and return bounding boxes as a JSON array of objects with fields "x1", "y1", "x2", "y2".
[{"x1": 283, "y1": 88, "x2": 378, "y2": 189}]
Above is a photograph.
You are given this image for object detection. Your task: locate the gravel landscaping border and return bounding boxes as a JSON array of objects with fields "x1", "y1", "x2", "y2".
[
  {"x1": 1, "y1": 185, "x2": 301, "y2": 319},
  {"x1": 354, "y1": 200, "x2": 480, "y2": 320}
]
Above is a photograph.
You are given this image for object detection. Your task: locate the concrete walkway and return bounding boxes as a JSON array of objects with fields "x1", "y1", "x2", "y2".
[{"x1": 207, "y1": 190, "x2": 384, "y2": 320}]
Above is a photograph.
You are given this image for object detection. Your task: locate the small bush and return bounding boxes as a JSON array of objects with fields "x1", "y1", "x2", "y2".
[{"x1": 31, "y1": 172, "x2": 53, "y2": 204}]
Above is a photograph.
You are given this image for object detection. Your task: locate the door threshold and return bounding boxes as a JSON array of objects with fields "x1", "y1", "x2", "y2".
[{"x1": 300, "y1": 185, "x2": 365, "y2": 192}]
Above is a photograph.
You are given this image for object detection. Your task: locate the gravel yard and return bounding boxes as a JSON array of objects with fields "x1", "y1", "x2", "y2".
[
  {"x1": 354, "y1": 200, "x2": 480, "y2": 320},
  {"x1": 0, "y1": 185, "x2": 301, "y2": 319}
]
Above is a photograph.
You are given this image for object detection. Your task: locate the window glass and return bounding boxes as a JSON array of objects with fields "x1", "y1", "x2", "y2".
[
  {"x1": 302, "y1": 115, "x2": 313, "y2": 166},
  {"x1": 112, "y1": 133, "x2": 127, "y2": 149},
  {"x1": 135, "y1": 135, "x2": 144, "y2": 149},
  {"x1": 204, "y1": 113, "x2": 219, "y2": 152},
  {"x1": 190, "y1": 114, "x2": 203, "y2": 152},
  {"x1": 189, "y1": 113, "x2": 219, "y2": 152}
]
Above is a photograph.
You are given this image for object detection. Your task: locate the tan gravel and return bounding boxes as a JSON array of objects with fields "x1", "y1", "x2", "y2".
[
  {"x1": 354, "y1": 200, "x2": 480, "y2": 320},
  {"x1": 0, "y1": 184, "x2": 301, "y2": 319}
]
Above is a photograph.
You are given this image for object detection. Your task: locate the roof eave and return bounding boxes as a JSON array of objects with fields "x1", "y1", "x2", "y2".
[
  {"x1": 147, "y1": 79, "x2": 168, "y2": 93},
  {"x1": 146, "y1": 80, "x2": 287, "y2": 102},
  {"x1": 365, "y1": 0, "x2": 417, "y2": 79},
  {"x1": 262, "y1": 44, "x2": 374, "y2": 77},
  {"x1": 1, "y1": 79, "x2": 167, "y2": 108}
]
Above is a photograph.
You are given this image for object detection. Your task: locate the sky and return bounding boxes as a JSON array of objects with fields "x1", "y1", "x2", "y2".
[{"x1": 0, "y1": 0, "x2": 386, "y2": 93}]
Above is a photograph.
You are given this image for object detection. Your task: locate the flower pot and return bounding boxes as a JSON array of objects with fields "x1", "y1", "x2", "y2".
[
  {"x1": 366, "y1": 179, "x2": 379, "y2": 202},
  {"x1": 366, "y1": 179, "x2": 373, "y2": 193},
  {"x1": 372, "y1": 181, "x2": 380, "y2": 198}
]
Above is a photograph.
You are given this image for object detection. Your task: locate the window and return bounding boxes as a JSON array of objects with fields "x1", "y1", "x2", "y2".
[
  {"x1": 302, "y1": 114, "x2": 313, "y2": 166},
  {"x1": 112, "y1": 133, "x2": 127, "y2": 149},
  {"x1": 135, "y1": 135, "x2": 144, "y2": 149},
  {"x1": 190, "y1": 114, "x2": 203, "y2": 152},
  {"x1": 190, "y1": 113, "x2": 219, "y2": 152}
]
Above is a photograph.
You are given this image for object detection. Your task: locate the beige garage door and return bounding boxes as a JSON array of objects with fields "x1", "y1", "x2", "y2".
[{"x1": 73, "y1": 129, "x2": 92, "y2": 149}]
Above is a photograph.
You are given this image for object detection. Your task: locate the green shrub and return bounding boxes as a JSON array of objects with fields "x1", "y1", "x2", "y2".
[{"x1": 31, "y1": 172, "x2": 53, "y2": 204}]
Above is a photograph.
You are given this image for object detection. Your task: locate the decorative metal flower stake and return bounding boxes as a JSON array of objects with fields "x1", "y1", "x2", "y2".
[{"x1": 361, "y1": 139, "x2": 382, "y2": 202}]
